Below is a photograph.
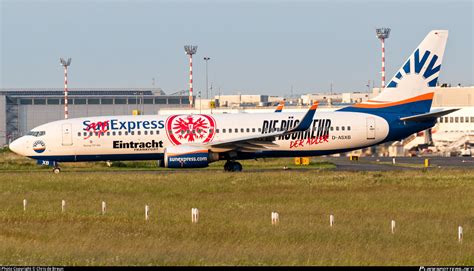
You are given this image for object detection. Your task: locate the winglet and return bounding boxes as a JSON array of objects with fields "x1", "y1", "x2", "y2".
[
  {"x1": 274, "y1": 100, "x2": 285, "y2": 113},
  {"x1": 289, "y1": 101, "x2": 318, "y2": 132}
]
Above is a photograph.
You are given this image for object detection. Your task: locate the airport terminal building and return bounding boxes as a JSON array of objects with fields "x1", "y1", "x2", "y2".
[{"x1": 0, "y1": 88, "x2": 191, "y2": 145}]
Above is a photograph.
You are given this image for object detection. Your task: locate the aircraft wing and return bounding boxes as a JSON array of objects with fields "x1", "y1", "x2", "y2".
[
  {"x1": 201, "y1": 102, "x2": 318, "y2": 152},
  {"x1": 203, "y1": 131, "x2": 283, "y2": 152},
  {"x1": 399, "y1": 108, "x2": 460, "y2": 122}
]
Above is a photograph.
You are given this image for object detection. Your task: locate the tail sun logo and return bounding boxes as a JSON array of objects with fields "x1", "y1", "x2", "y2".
[{"x1": 387, "y1": 49, "x2": 441, "y2": 88}]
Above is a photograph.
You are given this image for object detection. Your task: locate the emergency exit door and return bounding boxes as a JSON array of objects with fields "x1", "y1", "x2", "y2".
[
  {"x1": 366, "y1": 118, "x2": 376, "y2": 140},
  {"x1": 62, "y1": 123, "x2": 73, "y2": 146}
]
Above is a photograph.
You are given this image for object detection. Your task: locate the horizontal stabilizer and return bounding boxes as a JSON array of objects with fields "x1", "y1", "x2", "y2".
[
  {"x1": 275, "y1": 100, "x2": 285, "y2": 113},
  {"x1": 399, "y1": 108, "x2": 459, "y2": 122}
]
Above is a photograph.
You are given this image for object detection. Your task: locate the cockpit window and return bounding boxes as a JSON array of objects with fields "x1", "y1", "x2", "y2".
[{"x1": 27, "y1": 131, "x2": 46, "y2": 137}]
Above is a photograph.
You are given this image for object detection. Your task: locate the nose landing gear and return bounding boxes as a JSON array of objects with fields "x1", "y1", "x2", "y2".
[
  {"x1": 52, "y1": 167, "x2": 61, "y2": 174},
  {"x1": 224, "y1": 161, "x2": 243, "y2": 172}
]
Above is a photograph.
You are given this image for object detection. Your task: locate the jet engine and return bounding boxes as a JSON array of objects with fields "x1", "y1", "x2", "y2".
[{"x1": 162, "y1": 145, "x2": 219, "y2": 168}]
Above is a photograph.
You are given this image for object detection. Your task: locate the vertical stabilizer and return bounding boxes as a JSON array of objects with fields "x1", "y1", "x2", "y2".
[
  {"x1": 374, "y1": 30, "x2": 448, "y2": 102},
  {"x1": 339, "y1": 30, "x2": 448, "y2": 116}
]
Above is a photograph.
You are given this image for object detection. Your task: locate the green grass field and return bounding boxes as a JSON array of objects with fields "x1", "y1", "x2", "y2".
[{"x1": 0, "y1": 150, "x2": 472, "y2": 265}]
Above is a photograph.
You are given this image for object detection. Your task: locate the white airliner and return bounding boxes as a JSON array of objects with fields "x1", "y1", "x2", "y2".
[{"x1": 9, "y1": 30, "x2": 457, "y2": 173}]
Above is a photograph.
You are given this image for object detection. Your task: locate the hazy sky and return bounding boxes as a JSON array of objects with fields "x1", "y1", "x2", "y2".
[{"x1": 1, "y1": 0, "x2": 473, "y2": 96}]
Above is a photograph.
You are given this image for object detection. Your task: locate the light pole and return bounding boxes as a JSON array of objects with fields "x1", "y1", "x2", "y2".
[
  {"x1": 376, "y1": 28, "x2": 391, "y2": 88},
  {"x1": 60, "y1": 57, "x2": 71, "y2": 119},
  {"x1": 204, "y1": 57, "x2": 210, "y2": 99},
  {"x1": 184, "y1": 45, "x2": 198, "y2": 108},
  {"x1": 210, "y1": 83, "x2": 214, "y2": 114}
]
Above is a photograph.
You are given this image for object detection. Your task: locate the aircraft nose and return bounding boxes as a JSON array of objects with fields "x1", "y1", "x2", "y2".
[{"x1": 9, "y1": 137, "x2": 26, "y2": 155}]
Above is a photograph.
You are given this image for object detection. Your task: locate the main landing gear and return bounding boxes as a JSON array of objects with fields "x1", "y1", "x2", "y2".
[{"x1": 224, "y1": 161, "x2": 242, "y2": 172}]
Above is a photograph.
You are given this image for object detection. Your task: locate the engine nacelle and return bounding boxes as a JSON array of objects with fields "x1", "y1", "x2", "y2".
[{"x1": 163, "y1": 145, "x2": 218, "y2": 168}]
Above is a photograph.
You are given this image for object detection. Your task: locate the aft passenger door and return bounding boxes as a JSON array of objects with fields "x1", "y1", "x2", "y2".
[
  {"x1": 366, "y1": 117, "x2": 376, "y2": 140},
  {"x1": 62, "y1": 123, "x2": 73, "y2": 146}
]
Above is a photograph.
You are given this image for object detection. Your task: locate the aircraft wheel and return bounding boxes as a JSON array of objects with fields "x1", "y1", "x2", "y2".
[
  {"x1": 231, "y1": 162, "x2": 242, "y2": 172},
  {"x1": 224, "y1": 161, "x2": 232, "y2": 171},
  {"x1": 52, "y1": 167, "x2": 61, "y2": 174}
]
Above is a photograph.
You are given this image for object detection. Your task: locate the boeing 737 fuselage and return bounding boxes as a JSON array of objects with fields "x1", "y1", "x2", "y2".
[{"x1": 9, "y1": 30, "x2": 456, "y2": 172}]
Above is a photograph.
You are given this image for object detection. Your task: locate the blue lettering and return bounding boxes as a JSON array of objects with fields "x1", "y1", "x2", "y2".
[
  {"x1": 96, "y1": 120, "x2": 166, "y2": 131},
  {"x1": 128, "y1": 122, "x2": 136, "y2": 132},
  {"x1": 158, "y1": 120, "x2": 165, "y2": 129},
  {"x1": 111, "y1": 119, "x2": 119, "y2": 130},
  {"x1": 82, "y1": 120, "x2": 90, "y2": 131}
]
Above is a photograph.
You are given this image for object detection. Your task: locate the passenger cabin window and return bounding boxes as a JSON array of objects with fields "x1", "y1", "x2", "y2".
[
  {"x1": 235, "y1": 128, "x2": 238, "y2": 133},
  {"x1": 347, "y1": 126, "x2": 351, "y2": 131},
  {"x1": 258, "y1": 128, "x2": 262, "y2": 132},
  {"x1": 341, "y1": 126, "x2": 345, "y2": 131},
  {"x1": 137, "y1": 131, "x2": 141, "y2": 135},
  {"x1": 246, "y1": 128, "x2": 250, "y2": 133},
  {"x1": 252, "y1": 128, "x2": 256, "y2": 133},
  {"x1": 150, "y1": 131, "x2": 153, "y2": 135},
  {"x1": 113, "y1": 131, "x2": 116, "y2": 136},
  {"x1": 336, "y1": 127, "x2": 339, "y2": 131},
  {"x1": 223, "y1": 129, "x2": 226, "y2": 133}
]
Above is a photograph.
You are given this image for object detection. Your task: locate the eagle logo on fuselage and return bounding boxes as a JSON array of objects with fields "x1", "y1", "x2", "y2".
[{"x1": 166, "y1": 114, "x2": 216, "y2": 145}]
